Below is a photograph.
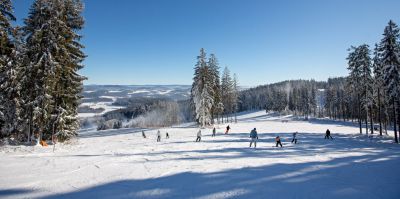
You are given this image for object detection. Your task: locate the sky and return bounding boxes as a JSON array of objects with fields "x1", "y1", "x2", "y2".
[{"x1": 12, "y1": 0, "x2": 400, "y2": 87}]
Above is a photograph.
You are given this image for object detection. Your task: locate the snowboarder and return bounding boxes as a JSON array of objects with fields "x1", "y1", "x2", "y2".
[
  {"x1": 249, "y1": 128, "x2": 258, "y2": 148},
  {"x1": 325, "y1": 129, "x2": 333, "y2": 139},
  {"x1": 157, "y1": 130, "x2": 161, "y2": 142},
  {"x1": 142, "y1": 130, "x2": 146, "y2": 138},
  {"x1": 225, "y1": 125, "x2": 230, "y2": 134},
  {"x1": 196, "y1": 129, "x2": 202, "y2": 142},
  {"x1": 291, "y1": 132, "x2": 298, "y2": 144},
  {"x1": 212, "y1": 127, "x2": 216, "y2": 137},
  {"x1": 166, "y1": 132, "x2": 169, "y2": 139},
  {"x1": 275, "y1": 136, "x2": 283, "y2": 147}
]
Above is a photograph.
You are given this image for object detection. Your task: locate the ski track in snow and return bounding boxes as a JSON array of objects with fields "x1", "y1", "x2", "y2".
[{"x1": 0, "y1": 111, "x2": 400, "y2": 199}]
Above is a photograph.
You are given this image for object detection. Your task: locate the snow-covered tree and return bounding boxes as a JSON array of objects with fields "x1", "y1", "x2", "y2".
[
  {"x1": 0, "y1": 0, "x2": 17, "y2": 138},
  {"x1": 191, "y1": 48, "x2": 214, "y2": 127},
  {"x1": 357, "y1": 44, "x2": 373, "y2": 135},
  {"x1": 373, "y1": 43, "x2": 385, "y2": 136},
  {"x1": 232, "y1": 73, "x2": 239, "y2": 122},
  {"x1": 378, "y1": 20, "x2": 400, "y2": 143},
  {"x1": 347, "y1": 45, "x2": 364, "y2": 134},
  {"x1": 52, "y1": 0, "x2": 86, "y2": 141},
  {"x1": 0, "y1": 27, "x2": 26, "y2": 138},
  {"x1": 221, "y1": 66, "x2": 234, "y2": 122},
  {"x1": 208, "y1": 53, "x2": 222, "y2": 123},
  {"x1": 24, "y1": 0, "x2": 86, "y2": 141}
]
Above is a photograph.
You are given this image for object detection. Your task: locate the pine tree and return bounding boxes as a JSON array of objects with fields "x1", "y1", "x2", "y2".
[
  {"x1": 347, "y1": 45, "x2": 364, "y2": 134},
  {"x1": 0, "y1": 0, "x2": 17, "y2": 138},
  {"x1": 232, "y1": 73, "x2": 239, "y2": 123},
  {"x1": 357, "y1": 44, "x2": 373, "y2": 135},
  {"x1": 23, "y1": 0, "x2": 86, "y2": 141},
  {"x1": 373, "y1": 44, "x2": 385, "y2": 136},
  {"x1": 0, "y1": 27, "x2": 26, "y2": 139},
  {"x1": 208, "y1": 53, "x2": 222, "y2": 123},
  {"x1": 191, "y1": 48, "x2": 214, "y2": 127},
  {"x1": 52, "y1": 0, "x2": 86, "y2": 141},
  {"x1": 221, "y1": 66, "x2": 234, "y2": 122},
  {"x1": 378, "y1": 20, "x2": 400, "y2": 143}
]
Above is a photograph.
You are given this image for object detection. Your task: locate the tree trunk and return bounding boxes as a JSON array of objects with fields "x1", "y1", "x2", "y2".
[
  {"x1": 365, "y1": 114, "x2": 369, "y2": 136},
  {"x1": 398, "y1": 101, "x2": 400, "y2": 143},
  {"x1": 358, "y1": 96, "x2": 362, "y2": 134},
  {"x1": 378, "y1": 88, "x2": 382, "y2": 136},
  {"x1": 393, "y1": 101, "x2": 398, "y2": 143},
  {"x1": 369, "y1": 108, "x2": 374, "y2": 134}
]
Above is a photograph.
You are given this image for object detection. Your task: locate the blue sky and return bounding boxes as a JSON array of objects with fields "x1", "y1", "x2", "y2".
[{"x1": 13, "y1": 0, "x2": 400, "y2": 86}]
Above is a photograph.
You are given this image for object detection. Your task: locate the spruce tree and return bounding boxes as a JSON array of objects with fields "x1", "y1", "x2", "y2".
[
  {"x1": 221, "y1": 66, "x2": 234, "y2": 122},
  {"x1": 208, "y1": 53, "x2": 222, "y2": 123},
  {"x1": 24, "y1": 0, "x2": 86, "y2": 141},
  {"x1": 0, "y1": 0, "x2": 16, "y2": 138},
  {"x1": 0, "y1": 27, "x2": 26, "y2": 138},
  {"x1": 373, "y1": 44, "x2": 385, "y2": 136},
  {"x1": 378, "y1": 20, "x2": 400, "y2": 143},
  {"x1": 191, "y1": 48, "x2": 214, "y2": 127},
  {"x1": 358, "y1": 44, "x2": 373, "y2": 135},
  {"x1": 347, "y1": 46, "x2": 363, "y2": 134},
  {"x1": 53, "y1": 0, "x2": 86, "y2": 141},
  {"x1": 232, "y1": 73, "x2": 239, "y2": 122}
]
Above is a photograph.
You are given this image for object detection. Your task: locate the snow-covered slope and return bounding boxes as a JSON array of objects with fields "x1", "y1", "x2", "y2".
[{"x1": 1, "y1": 111, "x2": 399, "y2": 199}]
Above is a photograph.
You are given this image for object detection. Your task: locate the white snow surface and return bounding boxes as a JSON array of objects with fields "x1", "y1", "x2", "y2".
[
  {"x1": 1, "y1": 111, "x2": 400, "y2": 199},
  {"x1": 78, "y1": 96, "x2": 124, "y2": 118}
]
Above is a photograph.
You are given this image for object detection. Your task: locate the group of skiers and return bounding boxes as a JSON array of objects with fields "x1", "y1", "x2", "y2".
[
  {"x1": 247, "y1": 128, "x2": 333, "y2": 148},
  {"x1": 247, "y1": 128, "x2": 284, "y2": 148},
  {"x1": 141, "y1": 126, "x2": 333, "y2": 147}
]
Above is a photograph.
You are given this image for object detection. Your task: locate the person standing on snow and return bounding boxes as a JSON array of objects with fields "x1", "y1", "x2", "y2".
[
  {"x1": 275, "y1": 136, "x2": 283, "y2": 147},
  {"x1": 142, "y1": 130, "x2": 146, "y2": 138},
  {"x1": 196, "y1": 129, "x2": 202, "y2": 142},
  {"x1": 166, "y1": 132, "x2": 170, "y2": 139},
  {"x1": 225, "y1": 125, "x2": 230, "y2": 134},
  {"x1": 325, "y1": 129, "x2": 333, "y2": 139},
  {"x1": 249, "y1": 128, "x2": 258, "y2": 148},
  {"x1": 212, "y1": 127, "x2": 216, "y2": 137},
  {"x1": 291, "y1": 132, "x2": 298, "y2": 144},
  {"x1": 157, "y1": 130, "x2": 161, "y2": 142}
]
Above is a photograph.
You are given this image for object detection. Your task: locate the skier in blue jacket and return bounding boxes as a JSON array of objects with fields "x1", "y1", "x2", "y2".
[{"x1": 249, "y1": 128, "x2": 258, "y2": 148}]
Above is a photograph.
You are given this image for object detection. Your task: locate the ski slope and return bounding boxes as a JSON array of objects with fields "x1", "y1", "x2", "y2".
[{"x1": 0, "y1": 111, "x2": 399, "y2": 199}]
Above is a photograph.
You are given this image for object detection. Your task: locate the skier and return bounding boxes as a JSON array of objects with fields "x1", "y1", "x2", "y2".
[
  {"x1": 225, "y1": 125, "x2": 230, "y2": 134},
  {"x1": 142, "y1": 130, "x2": 146, "y2": 138},
  {"x1": 275, "y1": 136, "x2": 283, "y2": 147},
  {"x1": 325, "y1": 129, "x2": 333, "y2": 139},
  {"x1": 166, "y1": 132, "x2": 169, "y2": 139},
  {"x1": 291, "y1": 132, "x2": 298, "y2": 144},
  {"x1": 196, "y1": 129, "x2": 202, "y2": 142},
  {"x1": 157, "y1": 130, "x2": 161, "y2": 142},
  {"x1": 249, "y1": 128, "x2": 258, "y2": 148},
  {"x1": 212, "y1": 127, "x2": 216, "y2": 137}
]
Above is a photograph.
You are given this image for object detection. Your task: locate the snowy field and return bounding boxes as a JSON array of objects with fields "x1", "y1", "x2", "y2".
[{"x1": 1, "y1": 111, "x2": 400, "y2": 199}]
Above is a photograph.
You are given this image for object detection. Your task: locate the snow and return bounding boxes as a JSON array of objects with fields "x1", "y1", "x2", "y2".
[
  {"x1": 1, "y1": 111, "x2": 400, "y2": 199},
  {"x1": 128, "y1": 90, "x2": 150, "y2": 94},
  {"x1": 78, "y1": 96, "x2": 124, "y2": 118},
  {"x1": 157, "y1": 90, "x2": 172, "y2": 95}
]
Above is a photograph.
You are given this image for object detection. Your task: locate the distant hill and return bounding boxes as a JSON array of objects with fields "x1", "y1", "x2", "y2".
[{"x1": 79, "y1": 85, "x2": 191, "y2": 117}]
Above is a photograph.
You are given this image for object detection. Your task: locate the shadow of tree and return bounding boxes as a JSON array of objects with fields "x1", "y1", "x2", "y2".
[{"x1": 36, "y1": 151, "x2": 400, "y2": 199}]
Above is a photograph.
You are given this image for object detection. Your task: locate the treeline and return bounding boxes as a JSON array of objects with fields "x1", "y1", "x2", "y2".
[
  {"x1": 239, "y1": 80, "x2": 324, "y2": 119},
  {"x1": 0, "y1": 0, "x2": 86, "y2": 142},
  {"x1": 342, "y1": 20, "x2": 400, "y2": 142},
  {"x1": 190, "y1": 48, "x2": 239, "y2": 127},
  {"x1": 238, "y1": 20, "x2": 400, "y2": 143}
]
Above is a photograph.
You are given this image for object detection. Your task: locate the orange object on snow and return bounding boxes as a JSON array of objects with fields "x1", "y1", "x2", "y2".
[{"x1": 40, "y1": 140, "x2": 48, "y2": 147}]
